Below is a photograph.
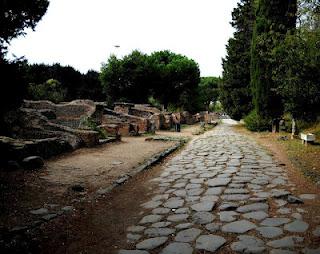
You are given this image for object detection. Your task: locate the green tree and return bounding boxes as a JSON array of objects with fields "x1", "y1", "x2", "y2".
[
  {"x1": 221, "y1": 0, "x2": 255, "y2": 120},
  {"x1": 250, "y1": 0, "x2": 297, "y2": 129},
  {"x1": 273, "y1": 1, "x2": 320, "y2": 123},
  {"x1": 100, "y1": 51, "x2": 151, "y2": 105},
  {"x1": 197, "y1": 77, "x2": 221, "y2": 111},
  {"x1": 100, "y1": 50, "x2": 200, "y2": 112},
  {"x1": 149, "y1": 50, "x2": 200, "y2": 112},
  {"x1": 0, "y1": 0, "x2": 49, "y2": 57}
]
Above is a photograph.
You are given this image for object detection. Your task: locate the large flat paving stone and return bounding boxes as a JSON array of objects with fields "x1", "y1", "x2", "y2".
[
  {"x1": 167, "y1": 214, "x2": 189, "y2": 222},
  {"x1": 284, "y1": 220, "x2": 309, "y2": 233},
  {"x1": 175, "y1": 228, "x2": 202, "y2": 242},
  {"x1": 192, "y1": 212, "x2": 215, "y2": 224},
  {"x1": 237, "y1": 203, "x2": 269, "y2": 213},
  {"x1": 231, "y1": 235, "x2": 266, "y2": 253},
  {"x1": 191, "y1": 201, "x2": 215, "y2": 212},
  {"x1": 163, "y1": 199, "x2": 184, "y2": 209},
  {"x1": 260, "y1": 218, "x2": 291, "y2": 227},
  {"x1": 144, "y1": 228, "x2": 175, "y2": 237},
  {"x1": 221, "y1": 194, "x2": 251, "y2": 201},
  {"x1": 243, "y1": 211, "x2": 268, "y2": 221},
  {"x1": 195, "y1": 235, "x2": 226, "y2": 252},
  {"x1": 222, "y1": 220, "x2": 257, "y2": 233},
  {"x1": 207, "y1": 178, "x2": 231, "y2": 187},
  {"x1": 136, "y1": 237, "x2": 168, "y2": 250},
  {"x1": 160, "y1": 242, "x2": 193, "y2": 254},
  {"x1": 256, "y1": 226, "x2": 283, "y2": 238},
  {"x1": 267, "y1": 236, "x2": 304, "y2": 248},
  {"x1": 139, "y1": 215, "x2": 163, "y2": 224}
]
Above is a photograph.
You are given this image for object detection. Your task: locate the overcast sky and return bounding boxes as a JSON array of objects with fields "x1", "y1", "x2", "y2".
[{"x1": 8, "y1": 0, "x2": 239, "y2": 77}]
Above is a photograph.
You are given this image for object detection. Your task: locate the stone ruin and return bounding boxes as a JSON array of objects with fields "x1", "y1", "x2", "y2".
[{"x1": 0, "y1": 100, "x2": 218, "y2": 168}]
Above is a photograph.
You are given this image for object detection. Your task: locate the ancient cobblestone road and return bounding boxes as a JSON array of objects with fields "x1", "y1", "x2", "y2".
[{"x1": 119, "y1": 123, "x2": 319, "y2": 254}]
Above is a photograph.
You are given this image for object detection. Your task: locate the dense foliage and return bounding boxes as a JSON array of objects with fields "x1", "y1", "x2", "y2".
[
  {"x1": 0, "y1": 0, "x2": 49, "y2": 57},
  {"x1": 24, "y1": 63, "x2": 104, "y2": 101},
  {"x1": 250, "y1": 0, "x2": 297, "y2": 127},
  {"x1": 221, "y1": 0, "x2": 255, "y2": 120},
  {"x1": 197, "y1": 77, "x2": 221, "y2": 111},
  {"x1": 100, "y1": 50, "x2": 201, "y2": 112},
  {"x1": 0, "y1": 0, "x2": 49, "y2": 134}
]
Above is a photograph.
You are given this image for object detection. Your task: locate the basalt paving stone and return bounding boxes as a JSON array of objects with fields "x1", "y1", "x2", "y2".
[
  {"x1": 284, "y1": 220, "x2": 309, "y2": 233},
  {"x1": 237, "y1": 203, "x2": 269, "y2": 213},
  {"x1": 192, "y1": 212, "x2": 215, "y2": 224},
  {"x1": 144, "y1": 228, "x2": 175, "y2": 237},
  {"x1": 231, "y1": 235, "x2": 266, "y2": 253},
  {"x1": 260, "y1": 218, "x2": 291, "y2": 227},
  {"x1": 151, "y1": 222, "x2": 172, "y2": 228},
  {"x1": 219, "y1": 202, "x2": 240, "y2": 211},
  {"x1": 191, "y1": 201, "x2": 215, "y2": 212},
  {"x1": 200, "y1": 195, "x2": 219, "y2": 202},
  {"x1": 160, "y1": 242, "x2": 193, "y2": 254},
  {"x1": 205, "y1": 187, "x2": 224, "y2": 195},
  {"x1": 207, "y1": 178, "x2": 231, "y2": 187},
  {"x1": 136, "y1": 237, "x2": 168, "y2": 250},
  {"x1": 174, "y1": 208, "x2": 189, "y2": 214},
  {"x1": 267, "y1": 236, "x2": 304, "y2": 248},
  {"x1": 141, "y1": 200, "x2": 163, "y2": 209},
  {"x1": 127, "y1": 233, "x2": 142, "y2": 242},
  {"x1": 175, "y1": 223, "x2": 193, "y2": 230},
  {"x1": 219, "y1": 211, "x2": 239, "y2": 222},
  {"x1": 222, "y1": 220, "x2": 257, "y2": 233},
  {"x1": 152, "y1": 208, "x2": 171, "y2": 215},
  {"x1": 163, "y1": 199, "x2": 184, "y2": 209},
  {"x1": 167, "y1": 214, "x2": 189, "y2": 222},
  {"x1": 195, "y1": 235, "x2": 226, "y2": 252},
  {"x1": 256, "y1": 226, "x2": 283, "y2": 238},
  {"x1": 175, "y1": 228, "x2": 202, "y2": 242},
  {"x1": 221, "y1": 194, "x2": 251, "y2": 201},
  {"x1": 224, "y1": 188, "x2": 250, "y2": 194},
  {"x1": 187, "y1": 188, "x2": 203, "y2": 196},
  {"x1": 139, "y1": 215, "x2": 163, "y2": 224},
  {"x1": 243, "y1": 211, "x2": 269, "y2": 221}
]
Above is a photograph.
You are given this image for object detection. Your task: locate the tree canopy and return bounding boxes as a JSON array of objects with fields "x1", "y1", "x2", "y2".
[
  {"x1": 100, "y1": 50, "x2": 200, "y2": 112},
  {"x1": 0, "y1": 0, "x2": 49, "y2": 57},
  {"x1": 221, "y1": 0, "x2": 255, "y2": 120}
]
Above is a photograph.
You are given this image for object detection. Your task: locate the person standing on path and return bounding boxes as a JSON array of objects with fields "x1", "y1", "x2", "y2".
[{"x1": 172, "y1": 112, "x2": 181, "y2": 132}]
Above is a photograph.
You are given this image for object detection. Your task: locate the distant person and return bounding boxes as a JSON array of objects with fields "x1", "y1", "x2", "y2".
[{"x1": 172, "y1": 113, "x2": 181, "y2": 132}]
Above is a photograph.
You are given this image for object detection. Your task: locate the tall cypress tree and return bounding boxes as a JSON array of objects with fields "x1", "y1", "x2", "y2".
[
  {"x1": 250, "y1": 0, "x2": 297, "y2": 125},
  {"x1": 221, "y1": 0, "x2": 255, "y2": 120}
]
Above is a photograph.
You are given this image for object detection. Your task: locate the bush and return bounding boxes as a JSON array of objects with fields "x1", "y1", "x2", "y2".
[
  {"x1": 27, "y1": 79, "x2": 66, "y2": 103},
  {"x1": 244, "y1": 110, "x2": 270, "y2": 132}
]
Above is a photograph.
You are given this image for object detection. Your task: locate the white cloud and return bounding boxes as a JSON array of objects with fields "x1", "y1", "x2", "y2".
[{"x1": 8, "y1": 0, "x2": 239, "y2": 76}]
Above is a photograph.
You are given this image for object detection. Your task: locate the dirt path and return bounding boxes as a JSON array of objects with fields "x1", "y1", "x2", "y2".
[{"x1": 43, "y1": 137, "x2": 176, "y2": 191}]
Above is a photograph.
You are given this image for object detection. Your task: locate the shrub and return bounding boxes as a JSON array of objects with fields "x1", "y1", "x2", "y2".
[{"x1": 244, "y1": 110, "x2": 270, "y2": 132}]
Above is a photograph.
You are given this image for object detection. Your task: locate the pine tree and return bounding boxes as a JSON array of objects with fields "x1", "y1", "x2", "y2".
[{"x1": 221, "y1": 0, "x2": 255, "y2": 120}]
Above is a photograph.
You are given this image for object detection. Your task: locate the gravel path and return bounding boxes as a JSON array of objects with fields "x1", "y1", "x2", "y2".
[{"x1": 119, "y1": 123, "x2": 319, "y2": 254}]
